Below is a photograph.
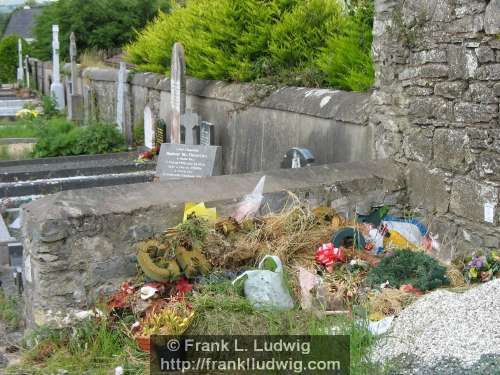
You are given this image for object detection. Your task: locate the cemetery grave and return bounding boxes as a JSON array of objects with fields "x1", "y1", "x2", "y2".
[{"x1": 1, "y1": 0, "x2": 500, "y2": 373}]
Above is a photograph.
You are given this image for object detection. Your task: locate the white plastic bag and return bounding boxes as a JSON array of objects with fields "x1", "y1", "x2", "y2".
[
  {"x1": 233, "y1": 255, "x2": 294, "y2": 311},
  {"x1": 233, "y1": 176, "x2": 266, "y2": 223}
]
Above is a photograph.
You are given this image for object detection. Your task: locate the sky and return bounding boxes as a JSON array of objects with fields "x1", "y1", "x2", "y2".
[{"x1": 0, "y1": 0, "x2": 54, "y2": 13}]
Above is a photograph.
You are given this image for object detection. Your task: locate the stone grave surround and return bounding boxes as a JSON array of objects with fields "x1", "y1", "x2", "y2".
[
  {"x1": 371, "y1": 0, "x2": 500, "y2": 257},
  {"x1": 21, "y1": 159, "x2": 404, "y2": 329}
]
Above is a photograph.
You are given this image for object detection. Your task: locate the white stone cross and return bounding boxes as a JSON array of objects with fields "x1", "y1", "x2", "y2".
[
  {"x1": 17, "y1": 39, "x2": 24, "y2": 83},
  {"x1": 170, "y1": 42, "x2": 186, "y2": 144},
  {"x1": 24, "y1": 55, "x2": 30, "y2": 88},
  {"x1": 50, "y1": 25, "x2": 65, "y2": 110}
]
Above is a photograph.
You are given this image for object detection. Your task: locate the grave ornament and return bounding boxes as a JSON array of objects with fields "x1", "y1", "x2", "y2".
[{"x1": 281, "y1": 148, "x2": 315, "y2": 169}]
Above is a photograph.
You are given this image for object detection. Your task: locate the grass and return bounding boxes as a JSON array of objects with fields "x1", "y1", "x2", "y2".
[
  {"x1": 8, "y1": 317, "x2": 149, "y2": 375},
  {"x1": 7, "y1": 279, "x2": 383, "y2": 375},
  {"x1": 0, "y1": 290, "x2": 21, "y2": 330},
  {"x1": 0, "y1": 120, "x2": 38, "y2": 139}
]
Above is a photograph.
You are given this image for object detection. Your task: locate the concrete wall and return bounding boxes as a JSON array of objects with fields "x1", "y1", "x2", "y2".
[
  {"x1": 371, "y1": 0, "x2": 500, "y2": 258},
  {"x1": 28, "y1": 61, "x2": 373, "y2": 174}
]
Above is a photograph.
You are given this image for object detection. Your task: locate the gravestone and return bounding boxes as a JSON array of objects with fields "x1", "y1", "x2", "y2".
[
  {"x1": 116, "y1": 62, "x2": 127, "y2": 133},
  {"x1": 17, "y1": 39, "x2": 24, "y2": 84},
  {"x1": 199, "y1": 121, "x2": 215, "y2": 146},
  {"x1": 170, "y1": 43, "x2": 186, "y2": 144},
  {"x1": 24, "y1": 55, "x2": 30, "y2": 88},
  {"x1": 156, "y1": 144, "x2": 222, "y2": 181},
  {"x1": 69, "y1": 33, "x2": 78, "y2": 95},
  {"x1": 156, "y1": 42, "x2": 222, "y2": 181},
  {"x1": 50, "y1": 25, "x2": 65, "y2": 110},
  {"x1": 181, "y1": 110, "x2": 200, "y2": 145},
  {"x1": 143, "y1": 106, "x2": 154, "y2": 149}
]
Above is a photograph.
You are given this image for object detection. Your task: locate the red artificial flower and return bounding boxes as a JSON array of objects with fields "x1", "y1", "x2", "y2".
[
  {"x1": 121, "y1": 281, "x2": 135, "y2": 295},
  {"x1": 315, "y1": 243, "x2": 346, "y2": 271},
  {"x1": 176, "y1": 277, "x2": 194, "y2": 295}
]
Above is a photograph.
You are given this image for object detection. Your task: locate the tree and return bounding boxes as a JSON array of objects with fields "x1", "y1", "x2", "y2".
[
  {"x1": 0, "y1": 35, "x2": 29, "y2": 84},
  {"x1": 31, "y1": 0, "x2": 170, "y2": 61}
]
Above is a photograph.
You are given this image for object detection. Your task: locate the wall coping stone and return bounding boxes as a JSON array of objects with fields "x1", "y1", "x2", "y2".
[
  {"x1": 23, "y1": 159, "x2": 403, "y2": 236},
  {"x1": 81, "y1": 68, "x2": 370, "y2": 124}
]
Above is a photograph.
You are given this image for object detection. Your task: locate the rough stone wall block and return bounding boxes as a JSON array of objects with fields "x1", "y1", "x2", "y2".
[{"x1": 371, "y1": 0, "x2": 500, "y2": 256}]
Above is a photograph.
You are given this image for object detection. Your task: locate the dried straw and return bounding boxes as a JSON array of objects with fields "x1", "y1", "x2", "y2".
[{"x1": 368, "y1": 288, "x2": 417, "y2": 317}]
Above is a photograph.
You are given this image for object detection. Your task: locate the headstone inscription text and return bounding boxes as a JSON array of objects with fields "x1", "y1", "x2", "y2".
[{"x1": 156, "y1": 144, "x2": 222, "y2": 181}]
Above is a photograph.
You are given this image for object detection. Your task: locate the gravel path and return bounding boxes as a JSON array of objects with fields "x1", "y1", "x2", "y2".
[{"x1": 374, "y1": 279, "x2": 500, "y2": 374}]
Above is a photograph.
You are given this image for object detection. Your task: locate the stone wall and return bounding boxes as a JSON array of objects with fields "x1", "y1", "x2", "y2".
[
  {"x1": 371, "y1": 0, "x2": 500, "y2": 259},
  {"x1": 21, "y1": 160, "x2": 405, "y2": 328},
  {"x1": 28, "y1": 61, "x2": 373, "y2": 174}
]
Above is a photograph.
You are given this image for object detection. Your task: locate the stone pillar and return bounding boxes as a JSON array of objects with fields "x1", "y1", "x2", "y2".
[
  {"x1": 50, "y1": 25, "x2": 65, "y2": 110},
  {"x1": 116, "y1": 62, "x2": 127, "y2": 133}
]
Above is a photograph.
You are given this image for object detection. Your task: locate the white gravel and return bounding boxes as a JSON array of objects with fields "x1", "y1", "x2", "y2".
[{"x1": 373, "y1": 279, "x2": 500, "y2": 369}]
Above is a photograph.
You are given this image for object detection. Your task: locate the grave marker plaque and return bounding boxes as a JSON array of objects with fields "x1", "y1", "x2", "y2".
[{"x1": 156, "y1": 144, "x2": 222, "y2": 181}]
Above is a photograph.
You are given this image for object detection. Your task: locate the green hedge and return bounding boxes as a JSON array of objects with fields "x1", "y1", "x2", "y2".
[
  {"x1": 126, "y1": 0, "x2": 374, "y2": 91},
  {"x1": 33, "y1": 118, "x2": 127, "y2": 158}
]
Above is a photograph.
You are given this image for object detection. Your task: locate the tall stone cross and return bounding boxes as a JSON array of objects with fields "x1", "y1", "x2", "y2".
[
  {"x1": 116, "y1": 62, "x2": 127, "y2": 133},
  {"x1": 69, "y1": 32, "x2": 78, "y2": 95},
  {"x1": 50, "y1": 25, "x2": 65, "y2": 110},
  {"x1": 25, "y1": 55, "x2": 30, "y2": 88},
  {"x1": 170, "y1": 42, "x2": 186, "y2": 144},
  {"x1": 17, "y1": 39, "x2": 24, "y2": 83}
]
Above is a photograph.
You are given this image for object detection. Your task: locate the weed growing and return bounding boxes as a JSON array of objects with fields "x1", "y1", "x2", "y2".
[{"x1": 0, "y1": 290, "x2": 21, "y2": 330}]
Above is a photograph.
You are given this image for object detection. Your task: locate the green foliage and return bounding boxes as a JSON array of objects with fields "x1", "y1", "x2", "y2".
[
  {"x1": 0, "y1": 35, "x2": 29, "y2": 84},
  {"x1": 0, "y1": 290, "x2": 21, "y2": 330},
  {"x1": 0, "y1": 121, "x2": 38, "y2": 138},
  {"x1": 41, "y1": 95, "x2": 59, "y2": 118},
  {"x1": 126, "y1": 0, "x2": 375, "y2": 91},
  {"x1": 133, "y1": 121, "x2": 145, "y2": 146},
  {"x1": 31, "y1": 0, "x2": 171, "y2": 61},
  {"x1": 267, "y1": 0, "x2": 342, "y2": 83},
  {"x1": 33, "y1": 118, "x2": 127, "y2": 158},
  {"x1": 367, "y1": 250, "x2": 449, "y2": 291},
  {"x1": 316, "y1": 0, "x2": 374, "y2": 91},
  {"x1": 0, "y1": 12, "x2": 11, "y2": 36},
  {"x1": 12, "y1": 317, "x2": 147, "y2": 375}
]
